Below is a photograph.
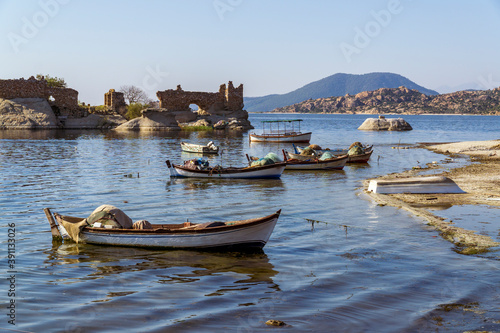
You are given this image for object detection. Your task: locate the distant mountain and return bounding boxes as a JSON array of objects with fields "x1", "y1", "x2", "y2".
[{"x1": 244, "y1": 72, "x2": 439, "y2": 112}]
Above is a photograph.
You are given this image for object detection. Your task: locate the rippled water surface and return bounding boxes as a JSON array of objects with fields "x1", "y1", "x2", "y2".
[{"x1": 1, "y1": 114, "x2": 499, "y2": 332}]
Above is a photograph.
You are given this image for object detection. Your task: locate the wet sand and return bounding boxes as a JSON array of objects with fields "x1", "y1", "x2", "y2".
[{"x1": 364, "y1": 140, "x2": 500, "y2": 254}]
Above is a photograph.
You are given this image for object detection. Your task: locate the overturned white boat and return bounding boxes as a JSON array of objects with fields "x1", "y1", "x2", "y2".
[{"x1": 367, "y1": 176, "x2": 465, "y2": 194}]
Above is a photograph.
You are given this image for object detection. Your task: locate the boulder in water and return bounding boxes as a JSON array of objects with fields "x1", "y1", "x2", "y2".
[{"x1": 358, "y1": 117, "x2": 412, "y2": 131}]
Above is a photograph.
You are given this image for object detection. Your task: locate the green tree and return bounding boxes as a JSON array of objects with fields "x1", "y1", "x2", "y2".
[
  {"x1": 36, "y1": 74, "x2": 67, "y2": 88},
  {"x1": 126, "y1": 103, "x2": 149, "y2": 120}
]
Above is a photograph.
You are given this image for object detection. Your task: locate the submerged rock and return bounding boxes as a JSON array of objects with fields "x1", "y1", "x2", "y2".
[{"x1": 265, "y1": 319, "x2": 286, "y2": 326}]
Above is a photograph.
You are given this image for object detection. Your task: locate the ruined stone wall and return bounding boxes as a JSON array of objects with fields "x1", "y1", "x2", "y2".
[
  {"x1": 0, "y1": 76, "x2": 79, "y2": 110},
  {"x1": 104, "y1": 89, "x2": 126, "y2": 111},
  {"x1": 48, "y1": 87, "x2": 78, "y2": 109},
  {"x1": 156, "y1": 81, "x2": 244, "y2": 113},
  {"x1": 225, "y1": 81, "x2": 244, "y2": 111},
  {"x1": 0, "y1": 77, "x2": 46, "y2": 99}
]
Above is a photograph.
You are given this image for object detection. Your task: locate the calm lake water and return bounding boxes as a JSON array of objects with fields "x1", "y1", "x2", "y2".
[{"x1": 1, "y1": 114, "x2": 499, "y2": 332}]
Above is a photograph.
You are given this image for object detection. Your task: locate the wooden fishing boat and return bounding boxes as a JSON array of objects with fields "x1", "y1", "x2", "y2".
[
  {"x1": 166, "y1": 160, "x2": 286, "y2": 179},
  {"x1": 181, "y1": 141, "x2": 219, "y2": 154},
  {"x1": 367, "y1": 176, "x2": 465, "y2": 194},
  {"x1": 345, "y1": 150, "x2": 373, "y2": 163},
  {"x1": 45, "y1": 208, "x2": 281, "y2": 250},
  {"x1": 295, "y1": 144, "x2": 373, "y2": 163},
  {"x1": 249, "y1": 119, "x2": 312, "y2": 143},
  {"x1": 282, "y1": 150, "x2": 348, "y2": 170}
]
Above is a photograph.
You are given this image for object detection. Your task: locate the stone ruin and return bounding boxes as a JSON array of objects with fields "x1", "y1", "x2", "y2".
[
  {"x1": 0, "y1": 77, "x2": 252, "y2": 130},
  {"x1": 0, "y1": 76, "x2": 79, "y2": 113},
  {"x1": 157, "y1": 81, "x2": 244, "y2": 114},
  {"x1": 116, "y1": 82, "x2": 252, "y2": 131},
  {"x1": 103, "y1": 89, "x2": 127, "y2": 116},
  {"x1": 0, "y1": 77, "x2": 128, "y2": 129}
]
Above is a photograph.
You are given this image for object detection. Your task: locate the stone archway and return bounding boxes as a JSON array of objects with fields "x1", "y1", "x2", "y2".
[{"x1": 156, "y1": 81, "x2": 244, "y2": 114}]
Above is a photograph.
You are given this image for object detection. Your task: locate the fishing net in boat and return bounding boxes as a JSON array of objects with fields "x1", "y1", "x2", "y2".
[
  {"x1": 319, "y1": 152, "x2": 334, "y2": 160},
  {"x1": 309, "y1": 144, "x2": 322, "y2": 150},
  {"x1": 349, "y1": 141, "x2": 364, "y2": 149},
  {"x1": 87, "y1": 205, "x2": 133, "y2": 229},
  {"x1": 56, "y1": 205, "x2": 133, "y2": 244},
  {"x1": 184, "y1": 158, "x2": 210, "y2": 170},
  {"x1": 250, "y1": 157, "x2": 275, "y2": 167},
  {"x1": 300, "y1": 147, "x2": 315, "y2": 156},
  {"x1": 348, "y1": 145, "x2": 364, "y2": 156},
  {"x1": 265, "y1": 152, "x2": 282, "y2": 163},
  {"x1": 133, "y1": 220, "x2": 153, "y2": 229}
]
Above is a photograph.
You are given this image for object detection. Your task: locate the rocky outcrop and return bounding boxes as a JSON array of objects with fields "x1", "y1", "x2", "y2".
[
  {"x1": 114, "y1": 108, "x2": 180, "y2": 131},
  {"x1": 272, "y1": 86, "x2": 500, "y2": 115},
  {"x1": 358, "y1": 116, "x2": 412, "y2": 131},
  {"x1": 116, "y1": 107, "x2": 253, "y2": 131},
  {"x1": 0, "y1": 97, "x2": 127, "y2": 129},
  {"x1": 0, "y1": 98, "x2": 59, "y2": 129}
]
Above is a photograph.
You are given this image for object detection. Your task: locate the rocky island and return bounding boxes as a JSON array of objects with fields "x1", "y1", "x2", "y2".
[{"x1": 272, "y1": 86, "x2": 500, "y2": 115}]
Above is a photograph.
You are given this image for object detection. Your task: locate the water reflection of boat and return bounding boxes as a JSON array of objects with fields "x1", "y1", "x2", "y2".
[
  {"x1": 167, "y1": 177, "x2": 286, "y2": 191},
  {"x1": 45, "y1": 245, "x2": 279, "y2": 287}
]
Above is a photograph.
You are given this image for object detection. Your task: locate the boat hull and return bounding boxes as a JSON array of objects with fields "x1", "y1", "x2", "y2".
[
  {"x1": 285, "y1": 155, "x2": 348, "y2": 170},
  {"x1": 367, "y1": 176, "x2": 465, "y2": 194},
  {"x1": 181, "y1": 142, "x2": 219, "y2": 154},
  {"x1": 250, "y1": 132, "x2": 312, "y2": 143},
  {"x1": 346, "y1": 150, "x2": 373, "y2": 163},
  {"x1": 166, "y1": 160, "x2": 286, "y2": 179},
  {"x1": 53, "y1": 211, "x2": 281, "y2": 250}
]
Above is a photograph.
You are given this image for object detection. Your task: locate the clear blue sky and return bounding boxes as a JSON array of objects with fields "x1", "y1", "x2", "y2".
[{"x1": 1, "y1": 0, "x2": 500, "y2": 105}]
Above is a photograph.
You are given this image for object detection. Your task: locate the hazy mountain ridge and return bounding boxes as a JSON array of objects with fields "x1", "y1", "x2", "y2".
[
  {"x1": 272, "y1": 86, "x2": 500, "y2": 115},
  {"x1": 244, "y1": 72, "x2": 438, "y2": 112}
]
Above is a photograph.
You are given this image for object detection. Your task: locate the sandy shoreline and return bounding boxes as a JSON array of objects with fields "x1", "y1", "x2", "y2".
[{"x1": 363, "y1": 140, "x2": 500, "y2": 254}]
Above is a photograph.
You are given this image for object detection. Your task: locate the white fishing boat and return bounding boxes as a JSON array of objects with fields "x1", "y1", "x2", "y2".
[
  {"x1": 181, "y1": 141, "x2": 219, "y2": 154},
  {"x1": 45, "y1": 207, "x2": 281, "y2": 250},
  {"x1": 367, "y1": 176, "x2": 465, "y2": 194},
  {"x1": 249, "y1": 119, "x2": 312, "y2": 143},
  {"x1": 166, "y1": 160, "x2": 286, "y2": 179}
]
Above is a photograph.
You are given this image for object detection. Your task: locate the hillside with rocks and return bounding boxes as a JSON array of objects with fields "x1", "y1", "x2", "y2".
[{"x1": 272, "y1": 86, "x2": 500, "y2": 115}]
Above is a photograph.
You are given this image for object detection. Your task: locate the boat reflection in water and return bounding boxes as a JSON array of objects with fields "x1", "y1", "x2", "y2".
[{"x1": 45, "y1": 243, "x2": 280, "y2": 301}]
